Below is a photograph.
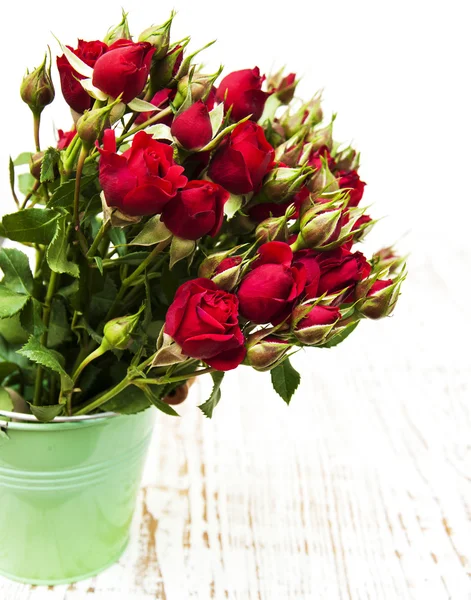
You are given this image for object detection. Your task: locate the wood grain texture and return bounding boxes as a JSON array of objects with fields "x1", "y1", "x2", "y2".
[{"x1": 1, "y1": 255, "x2": 470, "y2": 599}]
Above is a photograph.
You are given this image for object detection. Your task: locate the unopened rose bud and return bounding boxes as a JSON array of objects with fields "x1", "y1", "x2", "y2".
[
  {"x1": 358, "y1": 278, "x2": 402, "y2": 320},
  {"x1": 76, "y1": 100, "x2": 121, "y2": 150},
  {"x1": 20, "y1": 52, "x2": 55, "y2": 116},
  {"x1": 334, "y1": 146, "x2": 360, "y2": 172},
  {"x1": 246, "y1": 334, "x2": 291, "y2": 371},
  {"x1": 292, "y1": 304, "x2": 340, "y2": 345},
  {"x1": 372, "y1": 247, "x2": 404, "y2": 274},
  {"x1": 255, "y1": 206, "x2": 295, "y2": 243},
  {"x1": 29, "y1": 151, "x2": 44, "y2": 180},
  {"x1": 102, "y1": 308, "x2": 143, "y2": 351},
  {"x1": 149, "y1": 42, "x2": 186, "y2": 92},
  {"x1": 351, "y1": 214, "x2": 373, "y2": 243},
  {"x1": 212, "y1": 256, "x2": 243, "y2": 290},
  {"x1": 306, "y1": 157, "x2": 339, "y2": 195},
  {"x1": 292, "y1": 207, "x2": 343, "y2": 250},
  {"x1": 174, "y1": 68, "x2": 221, "y2": 109},
  {"x1": 198, "y1": 251, "x2": 242, "y2": 279},
  {"x1": 138, "y1": 11, "x2": 175, "y2": 60},
  {"x1": 260, "y1": 167, "x2": 314, "y2": 204},
  {"x1": 267, "y1": 69, "x2": 297, "y2": 104},
  {"x1": 307, "y1": 120, "x2": 334, "y2": 152},
  {"x1": 280, "y1": 94, "x2": 323, "y2": 138},
  {"x1": 104, "y1": 9, "x2": 132, "y2": 45}
]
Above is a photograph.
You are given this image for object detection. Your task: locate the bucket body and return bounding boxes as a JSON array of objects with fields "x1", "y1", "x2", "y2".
[{"x1": 0, "y1": 409, "x2": 155, "y2": 585}]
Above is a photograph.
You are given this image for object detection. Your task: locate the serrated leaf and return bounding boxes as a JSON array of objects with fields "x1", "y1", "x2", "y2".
[
  {"x1": 46, "y1": 214, "x2": 79, "y2": 277},
  {"x1": 131, "y1": 215, "x2": 172, "y2": 246},
  {"x1": 0, "y1": 285, "x2": 30, "y2": 319},
  {"x1": 0, "y1": 387, "x2": 14, "y2": 411},
  {"x1": 2, "y1": 209, "x2": 59, "y2": 245},
  {"x1": 0, "y1": 248, "x2": 33, "y2": 295},
  {"x1": 128, "y1": 97, "x2": 161, "y2": 112},
  {"x1": 198, "y1": 371, "x2": 224, "y2": 418},
  {"x1": 209, "y1": 102, "x2": 224, "y2": 136},
  {"x1": 318, "y1": 321, "x2": 360, "y2": 348},
  {"x1": 47, "y1": 175, "x2": 96, "y2": 209},
  {"x1": 270, "y1": 357, "x2": 300, "y2": 405},
  {"x1": 146, "y1": 123, "x2": 174, "y2": 142},
  {"x1": 40, "y1": 147, "x2": 60, "y2": 183},
  {"x1": 13, "y1": 152, "x2": 33, "y2": 167},
  {"x1": 28, "y1": 403, "x2": 65, "y2": 422},
  {"x1": 18, "y1": 336, "x2": 73, "y2": 391},
  {"x1": 18, "y1": 173, "x2": 36, "y2": 196},
  {"x1": 20, "y1": 298, "x2": 46, "y2": 337}
]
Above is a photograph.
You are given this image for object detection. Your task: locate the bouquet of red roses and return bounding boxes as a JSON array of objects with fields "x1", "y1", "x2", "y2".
[{"x1": 0, "y1": 10, "x2": 405, "y2": 421}]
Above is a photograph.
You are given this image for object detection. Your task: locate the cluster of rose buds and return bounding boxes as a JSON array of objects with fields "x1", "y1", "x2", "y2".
[{"x1": 17, "y1": 9, "x2": 405, "y2": 402}]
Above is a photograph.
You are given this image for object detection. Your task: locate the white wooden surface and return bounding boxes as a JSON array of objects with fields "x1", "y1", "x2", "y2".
[{"x1": 1, "y1": 251, "x2": 470, "y2": 599}]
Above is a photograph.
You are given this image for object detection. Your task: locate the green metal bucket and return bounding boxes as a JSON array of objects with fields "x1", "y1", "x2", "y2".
[{"x1": 0, "y1": 408, "x2": 156, "y2": 585}]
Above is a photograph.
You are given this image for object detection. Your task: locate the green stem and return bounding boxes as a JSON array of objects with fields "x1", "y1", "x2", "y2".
[
  {"x1": 117, "y1": 107, "x2": 173, "y2": 145},
  {"x1": 72, "y1": 377, "x2": 131, "y2": 416},
  {"x1": 20, "y1": 180, "x2": 40, "y2": 210},
  {"x1": 33, "y1": 114, "x2": 41, "y2": 152},
  {"x1": 134, "y1": 367, "x2": 214, "y2": 386},
  {"x1": 87, "y1": 220, "x2": 111, "y2": 259},
  {"x1": 73, "y1": 147, "x2": 89, "y2": 255},
  {"x1": 32, "y1": 270, "x2": 59, "y2": 406},
  {"x1": 62, "y1": 134, "x2": 82, "y2": 180},
  {"x1": 72, "y1": 345, "x2": 108, "y2": 385}
]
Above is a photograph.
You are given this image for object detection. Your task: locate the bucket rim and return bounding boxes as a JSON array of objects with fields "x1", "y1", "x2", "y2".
[{"x1": 0, "y1": 410, "x2": 122, "y2": 431}]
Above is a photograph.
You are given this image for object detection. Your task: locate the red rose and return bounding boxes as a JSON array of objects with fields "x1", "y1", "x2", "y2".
[
  {"x1": 161, "y1": 180, "x2": 229, "y2": 240},
  {"x1": 57, "y1": 129, "x2": 76, "y2": 150},
  {"x1": 57, "y1": 39, "x2": 108, "y2": 113},
  {"x1": 237, "y1": 241, "x2": 306, "y2": 324},
  {"x1": 98, "y1": 129, "x2": 187, "y2": 216},
  {"x1": 171, "y1": 101, "x2": 213, "y2": 150},
  {"x1": 135, "y1": 88, "x2": 175, "y2": 126},
  {"x1": 368, "y1": 279, "x2": 393, "y2": 296},
  {"x1": 316, "y1": 247, "x2": 371, "y2": 296},
  {"x1": 293, "y1": 250, "x2": 321, "y2": 298},
  {"x1": 165, "y1": 278, "x2": 246, "y2": 371},
  {"x1": 92, "y1": 39, "x2": 155, "y2": 103},
  {"x1": 216, "y1": 67, "x2": 270, "y2": 122},
  {"x1": 297, "y1": 305, "x2": 341, "y2": 327},
  {"x1": 248, "y1": 202, "x2": 288, "y2": 223},
  {"x1": 292, "y1": 304, "x2": 341, "y2": 345},
  {"x1": 215, "y1": 255, "x2": 242, "y2": 275},
  {"x1": 338, "y1": 169, "x2": 366, "y2": 207},
  {"x1": 208, "y1": 121, "x2": 275, "y2": 194}
]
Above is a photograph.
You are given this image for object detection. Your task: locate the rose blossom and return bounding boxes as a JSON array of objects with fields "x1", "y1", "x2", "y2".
[
  {"x1": 165, "y1": 278, "x2": 246, "y2": 371},
  {"x1": 171, "y1": 101, "x2": 213, "y2": 150},
  {"x1": 98, "y1": 129, "x2": 187, "y2": 216},
  {"x1": 216, "y1": 67, "x2": 270, "y2": 122}
]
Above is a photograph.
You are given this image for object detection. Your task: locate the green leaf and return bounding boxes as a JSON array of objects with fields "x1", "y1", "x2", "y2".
[
  {"x1": 270, "y1": 357, "x2": 300, "y2": 405},
  {"x1": 46, "y1": 213, "x2": 79, "y2": 277},
  {"x1": 0, "y1": 334, "x2": 29, "y2": 369},
  {"x1": 198, "y1": 371, "x2": 224, "y2": 418},
  {"x1": 40, "y1": 147, "x2": 60, "y2": 183},
  {"x1": 28, "y1": 403, "x2": 65, "y2": 422},
  {"x1": 0, "y1": 284, "x2": 30, "y2": 319},
  {"x1": 318, "y1": 321, "x2": 360, "y2": 348},
  {"x1": 2, "y1": 208, "x2": 59, "y2": 245},
  {"x1": 0, "y1": 248, "x2": 33, "y2": 295},
  {"x1": 94, "y1": 256, "x2": 103, "y2": 275},
  {"x1": 9, "y1": 157, "x2": 16, "y2": 201},
  {"x1": 18, "y1": 173, "x2": 36, "y2": 196},
  {"x1": 18, "y1": 336, "x2": 73, "y2": 392},
  {"x1": 47, "y1": 299, "x2": 71, "y2": 348},
  {"x1": 130, "y1": 215, "x2": 172, "y2": 246},
  {"x1": 109, "y1": 228, "x2": 127, "y2": 256},
  {"x1": 0, "y1": 362, "x2": 20, "y2": 383},
  {"x1": 13, "y1": 152, "x2": 33, "y2": 167},
  {"x1": 140, "y1": 383, "x2": 180, "y2": 416},
  {"x1": 20, "y1": 298, "x2": 47, "y2": 337},
  {"x1": 224, "y1": 193, "x2": 244, "y2": 219},
  {"x1": 0, "y1": 387, "x2": 14, "y2": 411},
  {"x1": 101, "y1": 383, "x2": 151, "y2": 415},
  {"x1": 47, "y1": 175, "x2": 95, "y2": 209}
]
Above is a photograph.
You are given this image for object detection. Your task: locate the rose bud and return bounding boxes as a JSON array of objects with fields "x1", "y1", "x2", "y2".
[
  {"x1": 334, "y1": 146, "x2": 360, "y2": 172},
  {"x1": 77, "y1": 99, "x2": 121, "y2": 150},
  {"x1": 92, "y1": 40, "x2": 155, "y2": 103},
  {"x1": 351, "y1": 214, "x2": 373, "y2": 243},
  {"x1": 246, "y1": 335, "x2": 291, "y2": 371},
  {"x1": 316, "y1": 247, "x2": 371, "y2": 297},
  {"x1": 307, "y1": 120, "x2": 334, "y2": 152},
  {"x1": 171, "y1": 101, "x2": 213, "y2": 150},
  {"x1": 103, "y1": 9, "x2": 132, "y2": 45},
  {"x1": 255, "y1": 205, "x2": 296, "y2": 243},
  {"x1": 98, "y1": 129, "x2": 187, "y2": 216},
  {"x1": 216, "y1": 67, "x2": 270, "y2": 122},
  {"x1": 149, "y1": 42, "x2": 186, "y2": 91},
  {"x1": 306, "y1": 158, "x2": 339, "y2": 195},
  {"x1": 57, "y1": 40, "x2": 108, "y2": 113},
  {"x1": 135, "y1": 88, "x2": 175, "y2": 126},
  {"x1": 292, "y1": 304, "x2": 341, "y2": 345},
  {"x1": 174, "y1": 69, "x2": 221, "y2": 108},
  {"x1": 237, "y1": 241, "x2": 306, "y2": 324},
  {"x1": 372, "y1": 247, "x2": 404, "y2": 274},
  {"x1": 138, "y1": 11, "x2": 175, "y2": 60},
  {"x1": 338, "y1": 170, "x2": 366, "y2": 207},
  {"x1": 259, "y1": 166, "x2": 314, "y2": 203},
  {"x1": 29, "y1": 152, "x2": 44, "y2": 180},
  {"x1": 198, "y1": 251, "x2": 242, "y2": 279},
  {"x1": 280, "y1": 93, "x2": 323, "y2": 137},
  {"x1": 102, "y1": 309, "x2": 143, "y2": 351},
  {"x1": 20, "y1": 52, "x2": 55, "y2": 116},
  {"x1": 212, "y1": 255, "x2": 243, "y2": 291},
  {"x1": 292, "y1": 207, "x2": 343, "y2": 251},
  {"x1": 161, "y1": 180, "x2": 229, "y2": 240},
  {"x1": 164, "y1": 278, "x2": 246, "y2": 371},
  {"x1": 276, "y1": 73, "x2": 297, "y2": 104},
  {"x1": 208, "y1": 121, "x2": 275, "y2": 194},
  {"x1": 57, "y1": 129, "x2": 76, "y2": 150},
  {"x1": 359, "y1": 279, "x2": 401, "y2": 320}
]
